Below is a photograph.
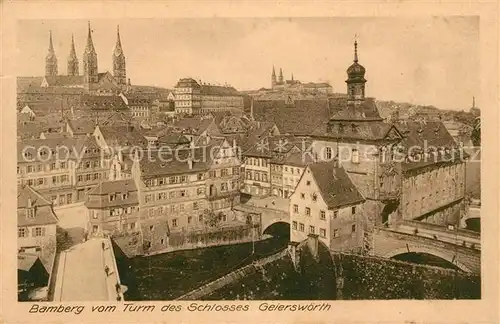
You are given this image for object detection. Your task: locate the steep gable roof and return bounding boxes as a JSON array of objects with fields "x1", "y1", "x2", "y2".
[
  {"x1": 328, "y1": 97, "x2": 383, "y2": 121},
  {"x1": 43, "y1": 75, "x2": 85, "y2": 87},
  {"x1": 67, "y1": 118, "x2": 96, "y2": 135},
  {"x1": 80, "y1": 95, "x2": 128, "y2": 110},
  {"x1": 17, "y1": 77, "x2": 45, "y2": 90},
  {"x1": 252, "y1": 98, "x2": 331, "y2": 136},
  {"x1": 17, "y1": 185, "x2": 58, "y2": 226},
  {"x1": 395, "y1": 120, "x2": 456, "y2": 149},
  {"x1": 18, "y1": 253, "x2": 41, "y2": 272},
  {"x1": 172, "y1": 117, "x2": 217, "y2": 135},
  {"x1": 98, "y1": 125, "x2": 148, "y2": 147},
  {"x1": 315, "y1": 121, "x2": 401, "y2": 142},
  {"x1": 308, "y1": 162, "x2": 365, "y2": 209}
]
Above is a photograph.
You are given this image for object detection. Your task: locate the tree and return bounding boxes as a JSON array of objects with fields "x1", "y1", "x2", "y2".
[
  {"x1": 471, "y1": 117, "x2": 480, "y2": 147},
  {"x1": 202, "y1": 209, "x2": 220, "y2": 228}
]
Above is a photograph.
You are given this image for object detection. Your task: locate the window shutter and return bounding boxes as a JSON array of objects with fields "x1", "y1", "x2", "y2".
[
  {"x1": 32, "y1": 228, "x2": 36, "y2": 237},
  {"x1": 42, "y1": 227, "x2": 46, "y2": 236}
]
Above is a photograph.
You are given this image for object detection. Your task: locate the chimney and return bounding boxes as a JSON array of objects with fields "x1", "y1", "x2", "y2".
[
  {"x1": 332, "y1": 167, "x2": 337, "y2": 180},
  {"x1": 118, "y1": 148, "x2": 124, "y2": 162},
  {"x1": 27, "y1": 197, "x2": 32, "y2": 208},
  {"x1": 250, "y1": 97, "x2": 254, "y2": 120}
]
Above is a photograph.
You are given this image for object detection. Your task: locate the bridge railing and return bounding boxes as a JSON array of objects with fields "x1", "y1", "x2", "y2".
[
  {"x1": 175, "y1": 248, "x2": 288, "y2": 300},
  {"x1": 376, "y1": 223, "x2": 481, "y2": 251},
  {"x1": 399, "y1": 220, "x2": 480, "y2": 240}
]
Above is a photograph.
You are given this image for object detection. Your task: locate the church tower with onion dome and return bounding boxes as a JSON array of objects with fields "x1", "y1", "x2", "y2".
[{"x1": 346, "y1": 39, "x2": 366, "y2": 105}]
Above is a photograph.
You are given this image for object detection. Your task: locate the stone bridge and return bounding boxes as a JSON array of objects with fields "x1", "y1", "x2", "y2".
[
  {"x1": 372, "y1": 221, "x2": 481, "y2": 274},
  {"x1": 234, "y1": 196, "x2": 290, "y2": 234}
]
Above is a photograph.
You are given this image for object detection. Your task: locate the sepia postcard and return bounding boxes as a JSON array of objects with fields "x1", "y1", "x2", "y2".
[{"x1": 1, "y1": 1, "x2": 498, "y2": 323}]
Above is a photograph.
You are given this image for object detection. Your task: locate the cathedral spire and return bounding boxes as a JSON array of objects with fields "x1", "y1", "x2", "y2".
[
  {"x1": 45, "y1": 30, "x2": 58, "y2": 76},
  {"x1": 115, "y1": 25, "x2": 123, "y2": 53},
  {"x1": 48, "y1": 30, "x2": 54, "y2": 52},
  {"x1": 279, "y1": 68, "x2": 283, "y2": 83},
  {"x1": 83, "y1": 21, "x2": 98, "y2": 84},
  {"x1": 70, "y1": 34, "x2": 76, "y2": 53},
  {"x1": 271, "y1": 65, "x2": 277, "y2": 88},
  {"x1": 85, "y1": 21, "x2": 96, "y2": 53},
  {"x1": 67, "y1": 34, "x2": 79, "y2": 76},
  {"x1": 113, "y1": 24, "x2": 126, "y2": 85}
]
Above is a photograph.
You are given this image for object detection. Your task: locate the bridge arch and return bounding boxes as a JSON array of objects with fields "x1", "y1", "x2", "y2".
[
  {"x1": 381, "y1": 246, "x2": 472, "y2": 273},
  {"x1": 261, "y1": 217, "x2": 289, "y2": 233},
  {"x1": 262, "y1": 220, "x2": 290, "y2": 238}
]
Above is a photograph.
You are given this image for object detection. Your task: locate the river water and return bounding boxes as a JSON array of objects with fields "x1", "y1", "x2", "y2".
[{"x1": 115, "y1": 236, "x2": 289, "y2": 300}]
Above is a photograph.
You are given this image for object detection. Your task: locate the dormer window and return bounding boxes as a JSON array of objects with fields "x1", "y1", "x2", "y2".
[
  {"x1": 109, "y1": 194, "x2": 116, "y2": 202},
  {"x1": 122, "y1": 193, "x2": 129, "y2": 200}
]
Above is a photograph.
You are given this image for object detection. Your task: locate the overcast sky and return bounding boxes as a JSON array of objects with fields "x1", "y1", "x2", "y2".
[{"x1": 17, "y1": 17, "x2": 478, "y2": 110}]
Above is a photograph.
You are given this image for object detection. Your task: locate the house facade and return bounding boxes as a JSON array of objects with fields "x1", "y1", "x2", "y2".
[{"x1": 289, "y1": 162, "x2": 365, "y2": 252}]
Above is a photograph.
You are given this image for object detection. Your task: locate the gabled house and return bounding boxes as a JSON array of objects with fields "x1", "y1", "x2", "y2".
[
  {"x1": 85, "y1": 179, "x2": 140, "y2": 236},
  {"x1": 20, "y1": 105, "x2": 36, "y2": 119},
  {"x1": 17, "y1": 185, "x2": 58, "y2": 266},
  {"x1": 290, "y1": 162, "x2": 365, "y2": 252}
]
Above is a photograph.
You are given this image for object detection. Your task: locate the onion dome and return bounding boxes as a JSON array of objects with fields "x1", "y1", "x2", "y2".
[{"x1": 346, "y1": 40, "x2": 366, "y2": 81}]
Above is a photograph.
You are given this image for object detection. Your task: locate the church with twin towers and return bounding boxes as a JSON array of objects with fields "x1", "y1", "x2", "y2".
[{"x1": 43, "y1": 22, "x2": 128, "y2": 91}]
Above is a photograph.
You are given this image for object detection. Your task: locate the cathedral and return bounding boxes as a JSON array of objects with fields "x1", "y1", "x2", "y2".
[
  {"x1": 40, "y1": 22, "x2": 129, "y2": 93},
  {"x1": 270, "y1": 66, "x2": 332, "y2": 94}
]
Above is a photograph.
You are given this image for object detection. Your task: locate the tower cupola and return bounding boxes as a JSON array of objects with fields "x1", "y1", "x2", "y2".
[{"x1": 346, "y1": 39, "x2": 366, "y2": 104}]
